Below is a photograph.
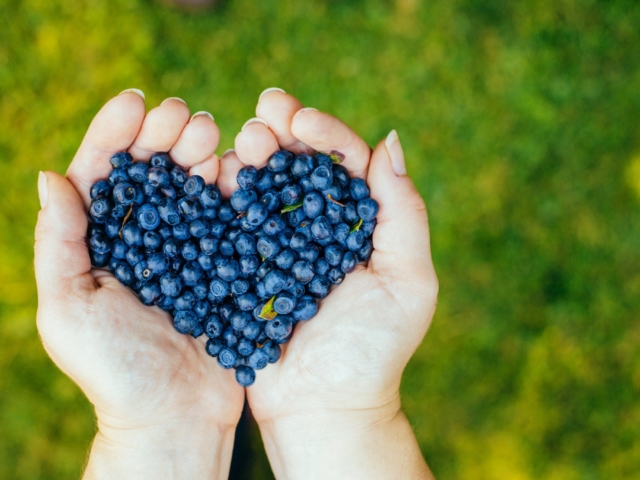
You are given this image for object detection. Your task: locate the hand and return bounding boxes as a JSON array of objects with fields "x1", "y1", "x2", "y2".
[
  {"x1": 221, "y1": 89, "x2": 438, "y2": 479},
  {"x1": 34, "y1": 91, "x2": 244, "y2": 480}
]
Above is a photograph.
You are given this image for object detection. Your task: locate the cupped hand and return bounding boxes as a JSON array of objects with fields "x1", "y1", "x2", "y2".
[
  {"x1": 34, "y1": 92, "x2": 244, "y2": 477},
  {"x1": 224, "y1": 90, "x2": 438, "y2": 423}
]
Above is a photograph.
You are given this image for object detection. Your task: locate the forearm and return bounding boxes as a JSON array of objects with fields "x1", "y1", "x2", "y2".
[
  {"x1": 83, "y1": 418, "x2": 236, "y2": 480},
  {"x1": 258, "y1": 399, "x2": 434, "y2": 480}
]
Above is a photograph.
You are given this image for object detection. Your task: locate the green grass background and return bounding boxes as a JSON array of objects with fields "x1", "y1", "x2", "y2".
[{"x1": 1, "y1": 0, "x2": 639, "y2": 478}]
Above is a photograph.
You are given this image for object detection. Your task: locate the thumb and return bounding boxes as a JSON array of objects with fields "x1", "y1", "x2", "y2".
[
  {"x1": 366, "y1": 131, "x2": 438, "y2": 299},
  {"x1": 35, "y1": 171, "x2": 95, "y2": 306}
]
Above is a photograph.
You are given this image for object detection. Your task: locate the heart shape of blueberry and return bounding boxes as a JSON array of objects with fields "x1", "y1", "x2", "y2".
[{"x1": 87, "y1": 150, "x2": 378, "y2": 386}]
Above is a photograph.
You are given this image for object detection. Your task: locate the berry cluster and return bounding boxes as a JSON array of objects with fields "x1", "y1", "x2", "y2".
[{"x1": 87, "y1": 149, "x2": 378, "y2": 386}]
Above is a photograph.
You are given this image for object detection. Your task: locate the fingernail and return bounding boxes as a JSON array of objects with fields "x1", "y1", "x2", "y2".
[
  {"x1": 259, "y1": 87, "x2": 286, "y2": 99},
  {"x1": 222, "y1": 149, "x2": 236, "y2": 156},
  {"x1": 241, "y1": 117, "x2": 268, "y2": 131},
  {"x1": 161, "y1": 97, "x2": 187, "y2": 106},
  {"x1": 292, "y1": 107, "x2": 318, "y2": 121},
  {"x1": 385, "y1": 130, "x2": 407, "y2": 176},
  {"x1": 118, "y1": 88, "x2": 145, "y2": 100},
  {"x1": 190, "y1": 111, "x2": 214, "y2": 122},
  {"x1": 38, "y1": 171, "x2": 48, "y2": 208}
]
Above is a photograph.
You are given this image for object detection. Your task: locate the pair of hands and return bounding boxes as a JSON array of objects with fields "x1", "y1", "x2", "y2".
[{"x1": 34, "y1": 88, "x2": 438, "y2": 479}]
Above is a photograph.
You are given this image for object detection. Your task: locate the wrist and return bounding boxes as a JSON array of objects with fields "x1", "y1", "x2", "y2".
[
  {"x1": 256, "y1": 393, "x2": 431, "y2": 479},
  {"x1": 84, "y1": 416, "x2": 237, "y2": 480}
]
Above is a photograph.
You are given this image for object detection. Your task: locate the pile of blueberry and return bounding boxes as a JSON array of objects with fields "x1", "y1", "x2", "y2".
[{"x1": 87, "y1": 149, "x2": 378, "y2": 386}]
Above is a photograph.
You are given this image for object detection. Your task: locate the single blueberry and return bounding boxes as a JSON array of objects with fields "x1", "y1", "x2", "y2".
[
  {"x1": 333, "y1": 222, "x2": 350, "y2": 245},
  {"x1": 239, "y1": 254, "x2": 260, "y2": 276},
  {"x1": 143, "y1": 231, "x2": 163, "y2": 251},
  {"x1": 90, "y1": 180, "x2": 112, "y2": 199},
  {"x1": 264, "y1": 269, "x2": 287, "y2": 295},
  {"x1": 357, "y1": 197, "x2": 379, "y2": 222},
  {"x1": 109, "y1": 167, "x2": 130, "y2": 185},
  {"x1": 150, "y1": 152, "x2": 173, "y2": 168},
  {"x1": 147, "y1": 252, "x2": 170, "y2": 275},
  {"x1": 286, "y1": 207, "x2": 306, "y2": 227},
  {"x1": 200, "y1": 184, "x2": 222, "y2": 208},
  {"x1": 205, "y1": 338, "x2": 225, "y2": 357},
  {"x1": 247, "y1": 347, "x2": 270, "y2": 370},
  {"x1": 218, "y1": 202, "x2": 236, "y2": 223},
  {"x1": 183, "y1": 175, "x2": 205, "y2": 196},
  {"x1": 173, "y1": 223, "x2": 192, "y2": 241},
  {"x1": 235, "y1": 365, "x2": 256, "y2": 386},
  {"x1": 139, "y1": 282, "x2": 161, "y2": 305},
  {"x1": 315, "y1": 258, "x2": 331, "y2": 275},
  {"x1": 222, "y1": 326, "x2": 239, "y2": 348},
  {"x1": 194, "y1": 300, "x2": 211, "y2": 319},
  {"x1": 332, "y1": 164, "x2": 350, "y2": 188},
  {"x1": 197, "y1": 252, "x2": 214, "y2": 271},
  {"x1": 259, "y1": 189, "x2": 281, "y2": 212},
  {"x1": 231, "y1": 279, "x2": 250, "y2": 296},
  {"x1": 160, "y1": 185, "x2": 177, "y2": 200},
  {"x1": 272, "y1": 171, "x2": 291, "y2": 188},
  {"x1": 237, "y1": 293, "x2": 259, "y2": 312},
  {"x1": 328, "y1": 267, "x2": 345, "y2": 284},
  {"x1": 181, "y1": 240, "x2": 199, "y2": 260},
  {"x1": 122, "y1": 222, "x2": 143, "y2": 246},
  {"x1": 262, "y1": 340, "x2": 282, "y2": 363},
  {"x1": 112, "y1": 239, "x2": 128, "y2": 259},
  {"x1": 275, "y1": 249, "x2": 296, "y2": 270},
  {"x1": 341, "y1": 251, "x2": 358, "y2": 273},
  {"x1": 127, "y1": 162, "x2": 149, "y2": 183},
  {"x1": 281, "y1": 184, "x2": 302, "y2": 206},
  {"x1": 346, "y1": 230, "x2": 365, "y2": 251},
  {"x1": 311, "y1": 216, "x2": 333, "y2": 240},
  {"x1": 299, "y1": 175, "x2": 315, "y2": 192},
  {"x1": 314, "y1": 153, "x2": 333, "y2": 169},
  {"x1": 262, "y1": 215, "x2": 286, "y2": 236},
  {"x1": 230, "y1": 188, "x2": 258, "y2": 212},
  {"x1": 292, "y1": 260, "x2": 315, "y2": 284},
  {"x1": 147, "y1": 166, "x2": 170, "y2": 187},
  {"x1": 173, "y1": 310, "x2": 198, "y2": 335},
  {"x1": 286, "y1": 282, "x2": 306, "y2": 298},
  {"x1": 157, "y1": 199, "x2": 181, "y2": 225},
  {"x1": 257, "y1": 235, "x2": 281, "y2": 259},
  {"x1": 267, "y1": 150, "x2": 294, "y2": 172},
  {"x1": 291, "y1": 154, "x2": 314, "y2": 177},
  {"x1": 292, "y1": 295, "x2": 319, "y2": 321},
  {"x1": 193, "y1": 280, "x2": 209, "y2": 300},
  {"x1": 90, "y1": 250, "x2": 110, "y2": 268},
  {"x1": 160, "y1": 272, "x2": 182, "y2": 297},
  {"x1": 349, "y1": 178, "x2": 370, "y2": 200},
  {"x1": 174, "y1": 290, "x2": 196, "y2": 311},
  {"x1": 89, "y1": 232, "x2": 112, "y2": 254},
  {"x1": 358, "y1": 239, "x2": 374, "y2": 261},
  {"x1": 170, "y1": 165, "x2": 188, "y2": 187},
  {"x1": 298, "y1": 244, "x2": 320, "y2": 263},
  {"x1": 273, "y1": 293, "x2": 296, "y2": 315},
  {"x1": 113, "y1": 182, "x2": 137, "y2": 205},
  {"x1": 114, "y1": 263, "x2": 135, "y2": 287},
  {"x1": 204, "y1": 315, "x2": 225, "y2": 338},
  {"x1": 344, "y1": 201, "x2": 359, "y2": 225},
  {"x1": 308, "y1": 275, "x2": 331, "y2": 298},
  {"x1": 303, "y1": 191, "x2": 324, "y2": 219},
  {"x1": 255, "y1": 169, "x2": 273, "y2": 192},
  {"x1": 237, "y1": 165, "x2": 258, "y2": 190},
  {"x1": 189, "y1": 219, "x2": 209, "y2": 238},
  {"x1": 217, "y1": 258, "x2": 240, "y2": 282},
  {"x1": 209, "y1": 220, "x2": 227, "y2": 238},
  {"x1": 237, "y1": 338, "x2": 256, "y2": 357},
  {"x1": 325, "y1": 201, "x2": 344, "y2": 224},
  {"x1": 265, "y1": 315, "x2": 293, "y2": 343},
  {"x1": 311, "y1": 165, "x2": 333, "y2": 190},
  {"x1": 200, "y1": 236, "x2": 219, "y2": 255},
  {"x1": 181, "y1": 261, "x2": 204, "y2": 286},
  {"x1": 246, "y1": 202, "x2": 268, "y2": 227},
  {"x1": 163, "y1": 237, "x2": 180, "y2": 258},
  {"x1": 242, "y1": 321, "x2": 262, "y2": 341},
  {"x1": 136, "y1": 204, "x2": 160, "y2": 230},
  {"x1": 178, "y1": 196, "x2": 204, "y2": 221},
  {"x1": 234, "y1": 233, "x2": 256, "y2": 256},
  {"x1": 126, "y1": 245, "x2": 145, "y2": 266},
  {"x1": 209, "y1": 278, "x2": 230, "y2": 301}
]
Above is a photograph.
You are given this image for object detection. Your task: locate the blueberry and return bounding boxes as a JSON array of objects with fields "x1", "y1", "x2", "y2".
[
  {"x1": 358, "y1": 239, "x2": 373, "y2": 261},
  {"x1": 173, "y1": 223, "x2": 191, "y2": 241},
  {"x1": 90, "y1": 250, "x2": 110, "y2": 268},
  {"x1": 237, "y1": 338, "x2": 256, "y2": 357},
  {"x1": 142, "y1": 181, "x2": 158, "y2": 197},
  {"x1": 267, "y1": 150, "x2": 294, "y2": 172},
  {"x1": 219, "y1": 303, "x2": 235, "y2": 322},
  {"x1": 109, "y1": 168, "x2": 130, "y2": 185},
  {"x1": 209, "y1": 278, "x2": 230, "y2": 301},
  {"x1": 237, "y1": 165, "x2": 258, "y2": 190},
  {"x1": 260, "y1": 216, "x2": 284, "y2": 237},
  {"x1": 325, "y1": 201, "x2": 344, "y2": 224},
  {"x1": 257, "y1": 235, "x2": 281, "y2": 259},
  {"x1": 205, "y1": 338, "x2": 225, "y2": 357},
  {"x1": 143, "y1": 231, "x2": 163, "y2": 251},
  {"x1": 239, "y1": 254, "x2": 260, "y2": 276},
  {"x1": 341, "y1": 251, "x2": 358, "y2": 274},
  {"x1": 289, "y1": 232, "x2": 308, "y2": 251},
  {"x1": 278, "y1": 229, "x2": 294, "y2": 248},
  {"x1": 160, "y1": 272, "x2": 182, "y2": 296},
  {"x1": 246, "y1": 202, "x2": 268, "y2": 227},
  {"x1": 218, "y1": 202, "x2": 236, "y2": 223},
  {"x1": 311, "y1": 165, "x2": 333, "y2": 190},
  {"x1": 346, "y1": 230, "x2": 365, "y2": 251},
  {"x1": 114, "y1": 263, "x2": 135, "y2": 286},
  {"x1": 112, "y1": 239, "x2": 128, "y2": 259},
  {"x1": 292, "y1": 295, "x2": 318, "y2": 321},
  {"x1": 234, "y1": 233, "x2": 256, "y2": 255},
  {"x1": 147, "y1": 252, "x2": 170, "y2": 275},
  {"x1": 209, "y1": 220, "x2": 227, "y2": 238},
  {"x1": 139, "y1": 282, "x2": 161, "y2": 305},
  {"x1": 264, "y1": 269, "x2": 287, "y2": 295},
  {"x1": 126, "y1": 245, "x2": 145, "y2": 266},
  {"x1": 147, "y1": 166, "x2": 170, "y2": 187},
  {"x1": 274, "y1": 293, "x2": 295, "y2": 314},
  {"x1": 298, "y1": 244, "x2": 320, "y2": 263},
  {"x1": 122, "y1": 222, "x2": 143, "y2": 246},
  {"x1": 156, "y1": 295, "x2": 174, "y2": 312},
  {"x1": 357, "y1": 197, "x2": 379, "y2": 222},
  {"x1": 262, "y1": 340, "x2": 282, "y2": 363},
  {"x1": 295, "y1": 221, "x2": 312, "y2": 241},
  {"x1": 303, "y1": 191, "x2": 324, "y2": 219},
  {"x1": 361, "y1": 219, "x2": 376, "y2": 237},
  {"x1": 231, "y1": 279, "x2": 250, "y2": 296},
  {"x1": 197, "y1": 252, "x2": 215, "y2": 271},
  {"x1": 292, "y1": 260, "x2": 315, "y2": 284},
  {"x1": 272, "y1": 171, "x2": 291, "y2": 188},
  {"x1": 189, "y1": 219, "x2": 209, "y2": 238},
  {"x1": 163, "y1": 237, "x2": 180, "y2": 258},
  {"x1": 181, "y1": 240, "x2": 199, "y2": 260},
  {"x1": 281, "y1": 184, "x2": 302, "y2": 206},
  {"x1": 155, "y1": 199, "x2": 178, "y2": 225},
  {"x1": 286, "y1": 207, "x2": 307, "y2": 227},
  {"x1": 204, "y1": 315, "x2": 225, "y2": 338},
  {"x1": 235, "y1": 365, "x2": 256, "y2": 386},
  {"x1": 328, "y1": 267, "x2": 345, "y2": 284},
  {"x1": 89, "y1": 232, "x2": 112, "y2": 254},
  {"x1": 308, "y1": 275, "x2": 331, "y2": 298},
  {"x1": 314, "y1": 153, "x2": 333, "y2": 169},
  {"x1": 230, "y1": 189, "x2": 258, "y2": 212},
  {"x1": 311, "y1": 216, "x2": 333, "y2": 240},
  {"x1": 247, "y1": 347, "x2": 269, "y2": 370},
  {"x1": 315, "y1": 258, "x2": 331, "y2": 275},
  {"x1": 90, "y1": 180, "x2": 112, "y2": 199},
  {"x1": 136, "y1": 204, "x2": 160, "y2": 230},
  {"x1": 200, "y1": 184, "x2": 222, "y2": 208},
  {"x1": 103, "y1": 217, "x2": 120, "y2": 238},
  {"x1": 275, "y1": 249, "x2": 296, "y2": 270},
  {"x1": 183, "y1": 175, "x2": 205, "y2": 196},
  {"x1": 258, "y1": 190, "x2": 280, "y2": 213},
  {"x1": 127, "y1": 162, "x2": 149, "y2": 183},
  {"x1": 174, "y1": 290, "x2": 196, "y2": 311},
  {"x1": 242, "y1": 321, "x2": 262, "y2": 341},
  {"x1": 265, "y1": 316, "x2": 293, "y2": 343},
  {"x1": 222, "y1": 326, "x2": 239, "y2": 348},
  {"x1": 217, "y1": 259, "x2": 240, "y2": 282},
  {"x1": 113, "y1": 182, "x2": 137, "y2": 206},
  {"x1": 344, "y1": 201, "x2": 359, "y2": 225},
  {"x1": 333, "y1": 222, "x2": 350, "y2": 245},
  {"x1": 178, "y1": 196, "x2": 204, "y2": 221},
  {"x1": 291, "y1": 154, "x2": 314, "y2": 177},
  {"x1": 255, "y1": 169, "x2": 273, "y2": 192},
  {"x1": 170, "y1": 165, "x2": 188, "y2": 187},
  {"x1": 286, "y1": 282, "x2": 306, "y2": 298},
  {"x1": 332, "y1": 164, "x2": 350, "y2": 188},
  {"x1": 299, "y1": 175, "x2": 315, "y2": 192},
  {"x1": 200, "y1": 236, "x2": 219, "y2": 255},
  {"x1": 193, "y1": 280, "x2": 209, "y2": 300},
  {"x1": 217, "y1": 348, "x2": 238, "y2": 369},
  {"x1": 349, "y1": 178, "x2": 370, "y2": 200},
  {"x1": 150, "y1": 152, "x2": 172, "y2": 168},
  {"x1": 181, "y1": 261, "x2": 204, "y2": 286},
  {"x1": 237, "y1": 293, "x2": 259, "y2": 311}
]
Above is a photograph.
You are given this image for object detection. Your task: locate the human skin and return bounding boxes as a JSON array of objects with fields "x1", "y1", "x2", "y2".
[
  {"x1": 224, "y1": 89, "x2": 439, "y2": 479},
  {"x1": 34, "y1": 91, "x2": 244, "y2": 480}
]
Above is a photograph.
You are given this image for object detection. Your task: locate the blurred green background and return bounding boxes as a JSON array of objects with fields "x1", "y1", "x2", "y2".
[{"x1": 1, "y1": 0, "x2": 639, "y2": 478}]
